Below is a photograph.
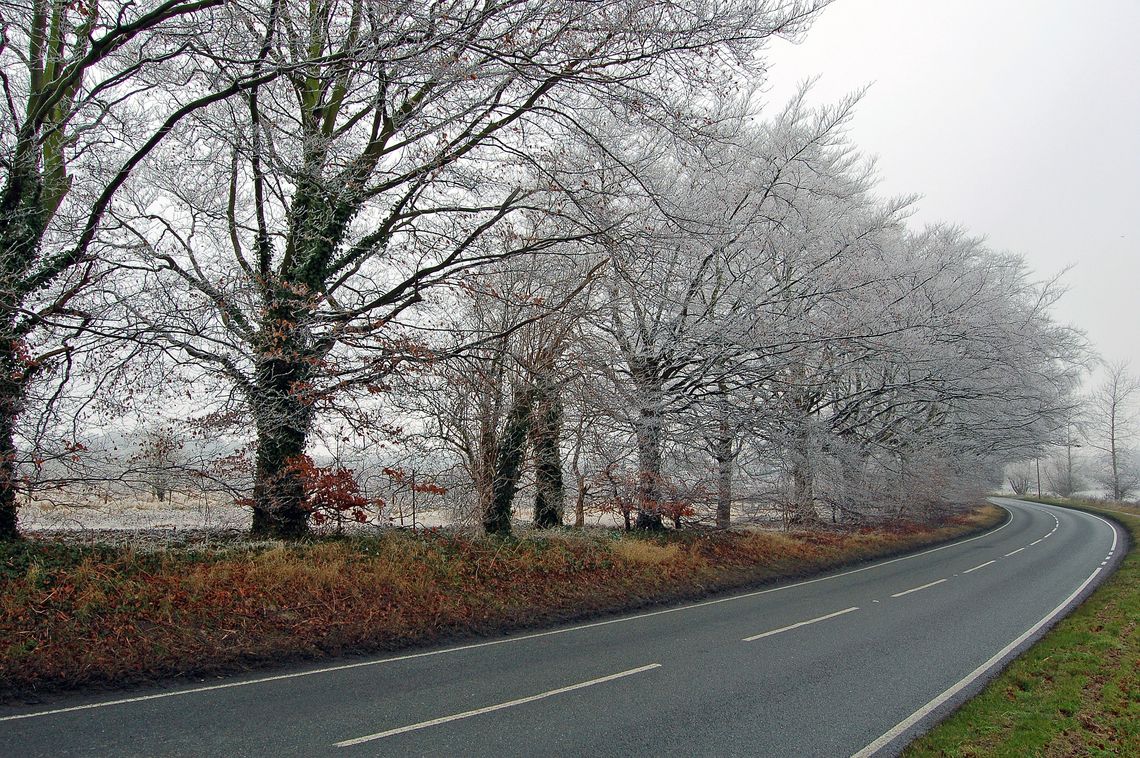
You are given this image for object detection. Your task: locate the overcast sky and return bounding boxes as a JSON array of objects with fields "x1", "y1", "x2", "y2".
[{"x1": 764, "y1": 0, "x2": 1140, "y2": 383}]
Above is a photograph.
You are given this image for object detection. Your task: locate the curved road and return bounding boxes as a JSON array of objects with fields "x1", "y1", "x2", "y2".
[{"x1": 0, "y1": 498, "x2": 1125, "y2": 757}]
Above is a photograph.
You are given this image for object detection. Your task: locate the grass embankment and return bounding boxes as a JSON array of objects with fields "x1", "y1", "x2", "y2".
[
  {"x1": 906, "y1": 497, "x2": 1139, "y2": 757},
  {"x1": 1, "y1": 506, "x2": 1002, "y2": 699}
]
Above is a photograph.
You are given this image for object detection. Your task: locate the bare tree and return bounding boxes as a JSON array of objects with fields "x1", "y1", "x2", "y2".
[
  {"x1": 1086, "y1": 360, "x2": 1139, "y2": 501},
  {"x1": 0, "y1": 0, "x2": 278, "y2": 539},
  {"x1": 117, "y1": 0, "x2": 827, "y2": 538},
  {"x1": 1045, "y1": 409, "x2": 1087, "y2": 497},
  {"x1": 405, "y1": 251, "x2": 602, "y2": 535}
]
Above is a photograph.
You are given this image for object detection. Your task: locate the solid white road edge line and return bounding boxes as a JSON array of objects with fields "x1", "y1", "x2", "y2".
[
  {"x1": 334, "y1": 663, "x2": 662, "y2": 747},
  {"x1": 742, "y1": 607, "x2": 860, "y2": 642},
  {"x1": 962, "y1": 560, "x2": 996, "y2": 574},
  {"x1": 851, "y1": 567, "x2": 1104, "y2": 758},
  {"x1": 851, "y1": 509, "x2": 1123, "y2": 758},
  {"x1": 890, "y1": 579, "x2": 947, "y2": 598},
  {"x1": 0, "y1": 506, "x2": 1016, "y2": 723}
]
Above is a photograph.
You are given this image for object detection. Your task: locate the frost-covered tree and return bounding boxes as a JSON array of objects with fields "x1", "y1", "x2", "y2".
[
  {"x1": 1086, "y1": 361, "x2": 1139, "y2": 501},
  {"x1": 0, "y1": 0, "x2": 275, "y2": 539},
  {"x1": 117, "y1": 0, "x2": 827, "y2": 538}
]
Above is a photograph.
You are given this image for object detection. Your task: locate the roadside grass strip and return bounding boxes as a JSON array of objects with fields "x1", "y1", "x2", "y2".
[
  {"x1": 904, "y1": 498, "x2": 1139, "y2": 758},
  {"x1": 0, "y1": 506, "x2": 1005, "y2": 698}
]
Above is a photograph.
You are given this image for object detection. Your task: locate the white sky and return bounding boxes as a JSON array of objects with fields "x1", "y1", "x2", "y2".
[{"x1": 763, "y1": 0, "x2": 1140, "y2": 381}]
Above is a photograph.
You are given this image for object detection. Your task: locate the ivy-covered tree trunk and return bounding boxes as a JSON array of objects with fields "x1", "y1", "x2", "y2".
[
  {"x1": 250, "y1": 415, "x2": 311, "y2": 539},
  {"x1": 532, "y1": 375, "x2": 564, "y2": 528},
  {"x1": 249, "y1": 315, "x2": 317, "y2": 539},
  {"x1": 0, "y1": 380, "x2": 22, "y2": 541},
  {"x1": 245, "y1": 160, "x2": 354, "y2": 538},
  {"x1": 483, "y1": 385, "x2": 533, "y2": 536},
  {"x1": 0, "y1": 154, "x2": 47, "y2": 541}
]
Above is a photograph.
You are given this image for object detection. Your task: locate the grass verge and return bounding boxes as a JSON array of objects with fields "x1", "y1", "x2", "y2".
[
  {"x1": 905, "y1": 497, "x2": 1138, "y2": 757},
  {"x1": 1, "y1": 506, "x2": 1003, "y2": 700}
]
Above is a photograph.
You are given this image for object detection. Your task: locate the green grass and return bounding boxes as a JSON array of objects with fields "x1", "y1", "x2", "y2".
[{"x1": 905, "y1": 497, "x2": 1139, "y2": 757}]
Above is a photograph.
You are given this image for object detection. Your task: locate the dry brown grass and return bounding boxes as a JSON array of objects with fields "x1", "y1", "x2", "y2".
[
  {"x1": 611, "y1": 539, "x2": 682, "y2": 564},
  {"x1": 1, "y1": 504, "x2": 1005, "y2": 698}
]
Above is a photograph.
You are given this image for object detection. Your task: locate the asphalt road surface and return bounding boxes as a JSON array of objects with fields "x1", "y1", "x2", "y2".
[{"x1": 0, "y1": 498, "x2": 1125, "y2": 757}]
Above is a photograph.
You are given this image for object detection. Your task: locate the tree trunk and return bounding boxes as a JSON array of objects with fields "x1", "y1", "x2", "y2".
[
  {"x1": 472, "y1": 402, "x2": 499, "y2": 526},
  {"x1": 0, "y1": 397, "x2": 20, "y2": 541},
  {"x1": 1109, "y1": 410, "x2": 1120, "y2": 500},
  {"x1": 531, "y1": 376, "x2": 564, "y2": 528},
  {"x1": 715, "y1": 415, "x2": 734, "y2": 529},
  {"x1": 632, "y1": 365, "x2": 665, "y2": 530},
  {"x1": 634, "y1": 403, "x2": 664, "y2": 530},
  {"x1": 0, "y1": 157, "x2": 48, "y2": 542},
  {"x1": 483, "y1": 385, "x2": 532, "y2": 536},
  {"x1": 787, "y1": 422, "x2": 818, "y2": 528},
  {"x1": 249, "y1": 348, "x2": 316, "y2": 539},
  {"x1": 789, "y1": 458, "x2": 816, "y2": 526},
  {"x1": 574, "y1": 483, "x2": 587, "y2": 527}
]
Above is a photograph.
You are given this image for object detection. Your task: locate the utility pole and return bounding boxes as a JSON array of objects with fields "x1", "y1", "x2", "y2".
[{"x1": 1036, "y1": 457, "x2": 1041, "y2": 498}]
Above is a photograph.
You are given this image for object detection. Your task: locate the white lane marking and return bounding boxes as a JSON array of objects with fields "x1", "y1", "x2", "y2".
[
  {"x1": 1101, "y1": 514, "x2": 1120, "y2": 552},
  {"x1": 852, "y1": 507, "x2": 1124, "y2": 758},
  {"x1": 962, "y1": 560, "x2": 996, "y2": 574},
  {"x1": 1030, "y1": 539, "x2": 1043, "y2": 546},
  {"x1": 0, "y1": 508, "x2": 1016, "y2": 723},
  {"x1": 852, "y1": 566, "x2": 1105, "y2": 758},
  {"x1": 1005, "y1": 548, "x2": 1025, "y2": 557},
  {"x1": 742, "y1": 607, "x2": 860, "y2": 642},
  {"x1": 334, "y1": 664, "x2": 661, "y2": 747},
  {"x1": 890, "y1": 579, "x2": 948, "y2": 598}
]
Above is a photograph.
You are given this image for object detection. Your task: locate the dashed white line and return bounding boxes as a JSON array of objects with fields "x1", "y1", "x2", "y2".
[
  {"x1": 855, "y1": 502, "x2": 1123, "y2": 758},
  {"x1": 962, "y1": 560, "x2": 996, "y2": 574},
  {"x1": 334, "y1": 663, "x2": 661, "y2": 747},
  {"x1": 1030, "y1": 539, "x2": 1043, "y2": 546},
  {"x1": 852, "y1": 564, "x2": 1108, "y2": 758},
  {"x1": 1005, "y1": 547, "x2": 1026, "y2": 557},
  {"x1": 742, "y1": 607, "x2": 860, "y2": 642},
  {"x1": 891, "y1": 579, "x2": 947, "y2": 598}
]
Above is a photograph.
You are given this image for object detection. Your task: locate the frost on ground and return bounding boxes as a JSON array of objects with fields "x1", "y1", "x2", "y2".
[
  {"x1": 21, "y1": 490, "x2": 248, "y2": 532},
  {"x1": 18, "y1": 487, "x2": 474, "y2": 544},
  {"x1": 17, "y1": 484, "x2": 786, "y2": 547}
]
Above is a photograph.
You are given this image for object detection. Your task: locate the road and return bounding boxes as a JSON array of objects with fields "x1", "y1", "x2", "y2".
[{"x1": 0, "y1": 498, "x2": 1125, "y2": 757}]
